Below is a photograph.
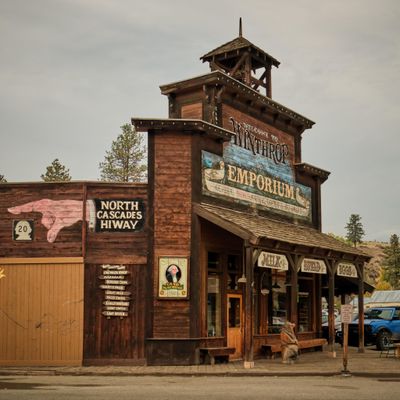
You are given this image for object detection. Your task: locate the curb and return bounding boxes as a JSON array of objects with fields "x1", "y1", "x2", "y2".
[{"x1": 1, "y1": 370, "x2": 400, "y2": 378}]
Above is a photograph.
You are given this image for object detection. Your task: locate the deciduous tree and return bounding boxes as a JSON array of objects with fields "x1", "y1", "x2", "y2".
[{"x1": 0, "y1": 174, "x2": 7, "y2": 182}]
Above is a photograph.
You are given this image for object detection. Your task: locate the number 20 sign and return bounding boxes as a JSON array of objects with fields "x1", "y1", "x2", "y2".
[{"x1": 13, "y1": 220, "x2": 34, "y2": 241}]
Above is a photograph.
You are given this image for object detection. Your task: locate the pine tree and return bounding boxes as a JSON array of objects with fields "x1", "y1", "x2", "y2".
[
  {"x1": 99, "y1": 124, "x2": 147, "y2": 182},
  {"x1": 382, "y1": 234, "x2": 400, "y2": 289},
  {"x1": 345, "y1": 214, "x2": 365, "y2": 247},
  {"x1": 0, "y1": 174, "x2": 7, "y2": 183},
  {"x1": 41, "y1": 159, "x2": 71, "y2": 182}
]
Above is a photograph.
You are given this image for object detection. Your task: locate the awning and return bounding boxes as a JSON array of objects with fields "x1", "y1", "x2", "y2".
[
  {"x1": 322, "y1": 275, "x2": 375, "y2": 295},
  {"x1": 194, "y1": 203, "x2": 371, "y2": 260}
]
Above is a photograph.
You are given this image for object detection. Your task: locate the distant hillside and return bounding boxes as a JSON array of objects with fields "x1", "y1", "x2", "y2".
[{"x1": 358, "y1": 241, "x2": 388, "y2": 286}]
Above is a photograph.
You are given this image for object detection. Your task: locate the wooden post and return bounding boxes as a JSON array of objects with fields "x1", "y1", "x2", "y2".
[
  {"x1": 243, "y1": 243, "x2": 254, "y2": 368},
  {"x1": 315, "y1": 274, "x2": 322, "y2": 336},
  {"x1": 342, "y1": 322, "x2": 349, "y2": 373},
  {"x1": 290, "y1": 262, "x2": 299, "y2": 329},
  {"x1": 266, "y1": 66, "x2": 272, "y2": 98},
  {"x1": 328, "y1": 264, "x2": 336, "y2": 353},
  {"x1": 341, "y1": 304, "x2": 353, "y2": 375},
  {"x1": 244, "y1": 54, "x2": 252, "y2": 87},
  {"x1": 81, "y1": 183, "x2": 87, "y2": 259}
]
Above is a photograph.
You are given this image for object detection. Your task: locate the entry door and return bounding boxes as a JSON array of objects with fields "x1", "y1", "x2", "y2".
[{"x1": 227, "y1": 294, "x2": 243, "y2": 359}]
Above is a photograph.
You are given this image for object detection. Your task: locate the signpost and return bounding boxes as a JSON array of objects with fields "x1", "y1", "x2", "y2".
[
  {"x1": 341, "y1": 304, "x2": 353, "y2": 376},
  {"x1": 99, "y1": 264, "x2": 131, "y2": 319}
]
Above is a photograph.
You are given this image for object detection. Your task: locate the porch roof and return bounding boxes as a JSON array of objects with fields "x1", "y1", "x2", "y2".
[{"x1": 194, "y1": 203, "x2": 371, "y2": 261}]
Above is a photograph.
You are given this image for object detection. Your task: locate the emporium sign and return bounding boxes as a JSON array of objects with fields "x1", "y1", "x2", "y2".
[
  {"x1": 202, "y1": 149, "x2": 312, "y2": 221},
  {"x1": 257, "y1": 252, "x2": 289, "y2": 270},
  {"x1": 337, "y1": 262, "x2": 358, "y2": 278},
  {"x1": 94, "y1": 199, "x2": 145, "y2": 232},
  {"x1": 301, "y1": 258, "x2": 327, "y2": 274}
]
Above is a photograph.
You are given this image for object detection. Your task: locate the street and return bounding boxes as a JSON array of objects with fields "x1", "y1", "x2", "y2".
[{"x1": 1, "y1": 375, "x2": 399, "y2": 400}]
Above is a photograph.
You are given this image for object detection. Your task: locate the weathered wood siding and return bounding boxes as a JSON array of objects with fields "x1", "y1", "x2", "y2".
[
  {"x1": 83, "y1": 263, "x2": 146, "y2": 365},
  {"x1": 0, "y1": 182, "x2": 148, "y2": 365},
  {"x1": 0, "y1": 183, "x2": 84, "y2": 258},
  {"x1": 0, "y1": 182, "x2": 148, "y2": 262},
  {"x1": 0, "y1": 258, "x2": 83, "y2": 366},
  {"x1": 181, "y1": 103, "x2": 202, "y2": 119},
  {"x1": 151, "y1": 131, "x2": 192, "y2": 338}
]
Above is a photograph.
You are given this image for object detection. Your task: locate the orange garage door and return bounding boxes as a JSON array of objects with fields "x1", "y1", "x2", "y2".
[{"x1": 0, "y1": 258, "x2": 84, "y2": 366}]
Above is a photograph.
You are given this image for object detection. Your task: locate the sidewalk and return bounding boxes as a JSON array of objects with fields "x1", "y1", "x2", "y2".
[{"x1": 0, "y1": 347, "x2": 399, "y2": 378}]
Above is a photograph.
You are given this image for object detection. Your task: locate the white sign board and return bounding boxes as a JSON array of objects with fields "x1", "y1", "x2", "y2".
[
  {"x1": 337, "y1": 263, "x2": 358, "y2": 278},
  {"x1": 257, "y1": 252, "x2": 289, "y2": 270},
  {"x1": 301, "y1": 258, "x2": 327, "y2": 274},
  {"x1": 99, "y1": 264, "x2": 131, "y2": 319},
  {"x1": 341, "y1": 304, "x2": 354, "y2": 324}
]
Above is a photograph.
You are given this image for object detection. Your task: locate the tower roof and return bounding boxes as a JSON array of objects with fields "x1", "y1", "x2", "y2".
[{"x1": 200, "y1": 35, "x2": 280, "y2": 69}]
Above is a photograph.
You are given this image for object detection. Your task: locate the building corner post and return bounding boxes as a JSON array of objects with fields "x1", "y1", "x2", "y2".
[{"x1": 243, "y1": 242, "x2": 254, "y2": 368}]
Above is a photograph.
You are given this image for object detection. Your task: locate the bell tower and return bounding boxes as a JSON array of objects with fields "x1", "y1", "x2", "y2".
[{"x1": 200, "y1": 19, "x2": 280, "y2": 98}]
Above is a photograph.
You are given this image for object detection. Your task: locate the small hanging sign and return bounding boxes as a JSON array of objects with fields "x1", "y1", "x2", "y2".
[
  {"x1": 301, "y1": 258, "x2": 327, "y2": 274},
  {"x1": 102, "y1": 311, "x2": 128, "y2": 317},
  {"x1": 105, "y1": 295, "x2": 131, "y2": 301},
  {"x1": 337, "y1": 263, "x2": 358, "y2": 278},
  {"x1": 257, "y1": 252, "x2": 289, "y2": 270}
]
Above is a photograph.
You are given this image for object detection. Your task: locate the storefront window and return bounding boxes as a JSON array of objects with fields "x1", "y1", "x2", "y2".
[
  {"x1": 297, "y1": 277, "x2": 313, "y2": 332},
  {"x1": 227, "y1": 254, "x2": 240, "y2": 290},
  {"x1": 228, "y1": 296, "x2": 241, "y2": 328},
  {"x1": 207, "y1": 252, "x2": 221, "y2": 337},
  {"x1": 298, "y1": 293, "x2": 311, "y2": 332},
  {"x1": 269, "y1": 272, "x2": 287, "y2": 334}
]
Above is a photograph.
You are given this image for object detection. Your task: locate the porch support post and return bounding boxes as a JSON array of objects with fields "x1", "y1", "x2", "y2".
[
  {"x1": 287, "y1": 254, "x2": 300, "y2": 326},
  {"x1": 291, "y1": 262, "x2": 299, "y2": 326},
  {"x1": 327, "y1": 260, "x2": 337, "y2": 353},
  {"x1": 244, "y1": 242, "x2": 254, "y2": 368},
  {"x1": 357, "y1": 262, "x2": 365, "y2": 353}
]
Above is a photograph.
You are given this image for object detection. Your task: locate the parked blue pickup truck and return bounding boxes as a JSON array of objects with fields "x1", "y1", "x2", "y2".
[{"x1": 341, "y1": 307, "x2": 400, "y2": 350}]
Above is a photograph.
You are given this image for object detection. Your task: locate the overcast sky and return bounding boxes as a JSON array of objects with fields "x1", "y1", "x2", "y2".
[{"x1": 1, "y1": 0, "x2": 399, "y2": 241}]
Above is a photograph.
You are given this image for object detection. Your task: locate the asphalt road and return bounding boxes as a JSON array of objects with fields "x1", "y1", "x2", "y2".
[{"x1": 1, "y1": 375, "x2": 400, "y2": 400}]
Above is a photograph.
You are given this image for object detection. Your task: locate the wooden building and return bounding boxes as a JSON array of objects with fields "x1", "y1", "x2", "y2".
[
  {"x1": 0, "y1": 30, "x2": 371, "y2": 367},
  {"x1": 0, "y1": 182, "x2": 147, "y2": 366}
]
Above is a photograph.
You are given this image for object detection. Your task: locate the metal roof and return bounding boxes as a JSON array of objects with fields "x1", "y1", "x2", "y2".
[{"x1": 370, "y1": 290, "x2": 400, "y2": 303}]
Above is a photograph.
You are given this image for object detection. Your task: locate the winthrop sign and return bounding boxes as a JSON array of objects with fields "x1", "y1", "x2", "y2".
[
  {"x1": 94, "y1": 199, "x2": 145, "y2": 232},
  {"x1": 229, "y1": 117, "x2": 289, "y2": 165}
]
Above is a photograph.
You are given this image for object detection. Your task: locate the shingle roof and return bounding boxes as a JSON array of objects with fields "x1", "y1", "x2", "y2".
[
  {"x1": 194, "y1": 203, "x2": 370, "y2": 259},
  {"x1": 201, "y1": 36, "x2": 280, "y2": 68}
]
